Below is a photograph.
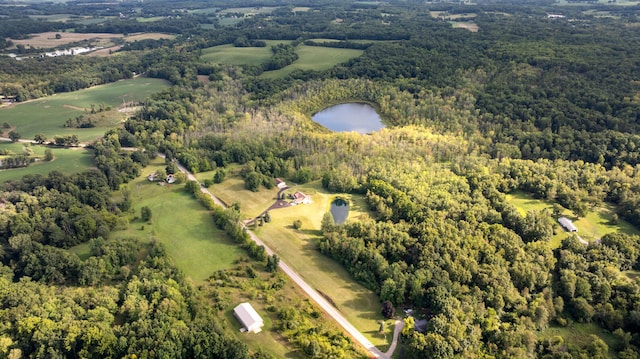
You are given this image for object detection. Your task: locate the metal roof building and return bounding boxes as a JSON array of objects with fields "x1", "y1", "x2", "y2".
[
  {"x1": 233, "y1": 303, "x2": 264, "y2": 333},
  {"x1": 558, "y1": 216, "x2": 578, "y2": 232}
]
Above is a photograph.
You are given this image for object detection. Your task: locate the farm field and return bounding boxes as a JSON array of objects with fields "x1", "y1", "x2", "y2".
[
  {"x1": 0, "y1": 77, "x2": 170, "y2": 143},
  {"x1": 259, "y1": 45, "x2": 364, "y2": 79},
  {"x1": 200, "y1": 40, "x2": 288, "y2": 66},
  {"x1": 218, "y1": 7, "x2": 278, "y2": 15},
  {"x1": 7, "y1": 32, "x2": 174, "y2": 50},
  {"x1": 207, "y1": 175, "x2": 390, "y2": 349},
  {"x1": 506, "y1": 191, "x2": 640, "y2": 248},
  {"x1": 200, "y1": 41, "x2": 363, "y2": 77},
  {"x1": 110, "y1": 158, "x2": 246, "y2": 283},
  {"x1": 0, "y1": 142, "x2": 94, "y2": 183}
]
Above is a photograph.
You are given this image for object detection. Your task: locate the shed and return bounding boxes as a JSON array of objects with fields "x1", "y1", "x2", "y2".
[
  {"x1": 233, "y1": 303, "x2": 264, "y2": 333},
  {"x1": 558, "y1": 216, "x2": 578, "y2": 232},
  {"x1": 292, "y1": 191, "x2": 311, "y2": 205},
  {"x1": 275, "y1": 178, "x2": 287, "y2": 189}
]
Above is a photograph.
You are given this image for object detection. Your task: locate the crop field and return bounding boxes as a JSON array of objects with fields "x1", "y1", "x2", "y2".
[
  {"x1": 7, "y1": 32, "x2": 174, "y2": 50},
  {"x1": 0, "y1": 77, "x2": 170, "y2": 142},
  {"x1": 506, "y1": 191, "x2": 639, "y2": 248},
  {"x1": 110, "y1": 159, "x2": 246, "y2": 283},
  {"x1": 206, "y1": 175, "x2": 390, "y2": 348},
  {"x1": 0, "y1": 143, "x2": 94, "y2": 183},
  {"x1": 8, "y1": 32, "x2": 121, "y2": 49}
]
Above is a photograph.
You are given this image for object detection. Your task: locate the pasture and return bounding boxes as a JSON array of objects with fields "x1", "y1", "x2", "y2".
[
  {"x1": 110, "y1": 159, "x2": 245, "y2": 283},
  {"x1": 201, "y1": 43, "x2": 277, "y2": 66},
  {"x1": 0, "y1": 77, "x2": 170, "y2": 142},
  {"x1": 260, "y1": 45, "x2": 363, "y2": 79},
  {"x1": 506, "y1": 191, "x2": 639, "y2": 248},
  {"x1": 0, "y1": 142, "x2": 94, "y2": 183},
  {"x1": 206, "y1": 175, "x2": 389, "y2": 348}
]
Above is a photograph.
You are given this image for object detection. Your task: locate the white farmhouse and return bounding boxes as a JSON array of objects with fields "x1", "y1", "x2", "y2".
[{"x1": 233, "y1": 303, "x2": 264, "y2": 333}]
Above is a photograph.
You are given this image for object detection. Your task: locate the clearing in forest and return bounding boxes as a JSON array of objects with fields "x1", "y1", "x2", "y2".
[
  {"x1": 0, "y1": 142, "x2": 94, "y2": 183},
  {"x1": 0, "y1": 77, "x2": 170, "y2": 143},
  {"x1": 7, "y1": 32, "x2": 175, "y2": 50},
  {"x1": 199, "y1": 171, "x2": 391, "y2": 349},
  {"x1": 109, "y1": 159, "x2": 246, "y2": 283},
  {"x1": 506, "y1": 191, "x2": 639, "y2": 248}
]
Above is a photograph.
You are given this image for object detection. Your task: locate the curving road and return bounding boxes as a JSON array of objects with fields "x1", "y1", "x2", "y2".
[{"x1": 160, "y1": 153, "x2": 401, "y2": 358}]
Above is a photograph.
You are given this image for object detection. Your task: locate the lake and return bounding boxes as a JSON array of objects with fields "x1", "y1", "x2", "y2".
[
  {"x1": 330, "y1": 198, "x2": 349, "y2": 225},
  {"x1": 312, "y1": 103, "x2": 384, "y2": 133}
]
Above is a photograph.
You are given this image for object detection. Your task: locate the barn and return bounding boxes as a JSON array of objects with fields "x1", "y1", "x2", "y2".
[
  {"x1": 558, "y1": 216, "x2": 578, "y2": 232},
  {"x1": 233, "y1": 303, "x2": 264, "y2": 333}
]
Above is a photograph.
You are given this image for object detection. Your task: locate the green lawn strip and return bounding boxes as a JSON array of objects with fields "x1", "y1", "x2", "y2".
[
  {"x1": 506, "y1": 191, "x2": 639, "y2": 248},
  {"x1": 69, "y1": 242, "x2": 92, "y2": 260},
  {"x1": 0, "y1": 143, "x2": 94, "y2": 183},
  {"x1": 0, "y1": 77, "x2": 170, "y2": 142},
  {"x1": 110, "y1": 159, "x2": 245, "y2": 283},
  {"x1": 538, "y1": 323, "x2": 620, "y2": 356},
  {"x1": 259, "y1": 45, "x2": 364, "y2": 79}
]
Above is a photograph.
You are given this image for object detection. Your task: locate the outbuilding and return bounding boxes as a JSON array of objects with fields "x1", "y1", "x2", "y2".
[
  {"x1": 233, "y1": 303, "x2": 264, "y2": 333},
  {"x1": 558, "y1": 216, "x2": 578, "y2": 232}
]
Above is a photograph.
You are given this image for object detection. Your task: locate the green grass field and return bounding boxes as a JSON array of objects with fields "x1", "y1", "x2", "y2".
[
  {"x1": 200, "y1": 40, "x2": 289, "y2": 66},
  {"x1": 205, "y1": 174, "x2": 389, "y2": 348},
  {"x1": 0, "y1": 77, "x2": 170, "y2": 143},
  {"x1": 259, "y1": 45, "x2": 364, "y2": 79},
  {"x1": 200, "y1": 42, "x2": 364, "y2": 78},
  {"x1": 0, "y1": 142, "x2": 94, "y2": 183},
  {"x1": 109, "y1": 158, "x2": 245, "y2": 283},
  {"x1": 506, "y1": 191, "x2": 640, "y2": 248}
]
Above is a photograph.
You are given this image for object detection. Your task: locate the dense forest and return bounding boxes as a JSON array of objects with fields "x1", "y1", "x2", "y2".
[{"x1": 2, "y1": 0, "x2": 640, "y2": 357}]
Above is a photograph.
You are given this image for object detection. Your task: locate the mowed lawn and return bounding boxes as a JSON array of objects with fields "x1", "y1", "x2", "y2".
[
  {"x1": 506, "y1": 191, "x2": 640, "y2": 248},
  {"x1": 111, "y1": 159, "x2": 245, "y2": 283},
  {"x1": 207, "y1": 176, "x2": 390, "y2": 348},
  {"x1": 0, "y1": 77, "x2": 170, "y2": 142},
  {"x1": 0, "y1": 142, "x2": 94, "y2": 183}
]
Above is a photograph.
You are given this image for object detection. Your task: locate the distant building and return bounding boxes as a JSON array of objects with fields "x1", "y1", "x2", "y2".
[
  {"x1": 548, "y1": 14, "x2": 566, "y2": 18},
  {"x1": 147, "y1": 172, "x2": 157, "y2": 181},
  {"x1": 166, "y1": 174, "x2": 176, "y2": 184},
  {"x1": 275, "y1": 178, "x2": 287, "y2": 189},
  {"x1": 558, "y1": 216, "x2": 578, "y2": 232},
  {"x1": 233, "y1": 303, "x2": 264, "y2": 333}
]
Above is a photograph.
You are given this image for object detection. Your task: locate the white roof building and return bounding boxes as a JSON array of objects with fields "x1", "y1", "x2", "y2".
[
  {"x1": 558, "y1": 216, "x2": 578, "y2": 232},
  {"x1": 233, "y1": 303, "x2": 264, "y2": 333}
]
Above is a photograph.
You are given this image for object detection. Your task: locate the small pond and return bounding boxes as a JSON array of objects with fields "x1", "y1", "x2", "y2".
[
  {"x1": 312, "y1": 103, "x2": 384, "y2": 134},
  {"x1": 330, "y1": 198, "x2": 350, "y2": 225}
]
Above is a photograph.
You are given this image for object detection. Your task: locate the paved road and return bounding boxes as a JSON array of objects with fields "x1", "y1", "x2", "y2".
[{"x1": 158, "y1": 153, "x2": 400, "y2": 358}]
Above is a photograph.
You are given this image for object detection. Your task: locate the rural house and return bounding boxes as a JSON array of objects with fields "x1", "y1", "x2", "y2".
[
  {"x1": 233, "y1": 303, "x2": 264, "y2": 333},
  {"x1": 558, "y1": 216, "x2": 578, "y2": 232},
  {"x1": 292, "y1": 191, "x2": 311, "y2": 205}
]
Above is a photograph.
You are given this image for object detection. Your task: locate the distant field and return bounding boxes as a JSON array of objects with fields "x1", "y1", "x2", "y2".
[
  {"x1": 506, "y1": 191, "x2": 639, "y2": 248},
  {"x1": 110, "y1": 159, "x2": 245, "y2": 283},
  {"x1": 206, "y1": 174, "x2": 389, "y2": 348},
  {"x1": 557, "y1": 0, "x2": 639, "y2": 5},
  {"x1": 451, "y1": 21, "x2": 479, "y2": 32},
  {"x1": 260, "y1": 45, "x2": 364, "y2": 79},
  {"x1": 0, "y1": 143, "x2": 94, "y2": 183},
  {"x1": 188, "y1": 7, "x2": 220, "y2": 14},
  {"x1": 0, "y1": 77, "x2": 170, "y2": 143},
  {"x1": 218, "y1": 7, "x2": 278, "y2": 15},
  {"x1": 201, "y1": 40, "x2": 291, "y2": 66},
  {"x1": 7, "y1": 32, "x2": 174, "y2": 49}
]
